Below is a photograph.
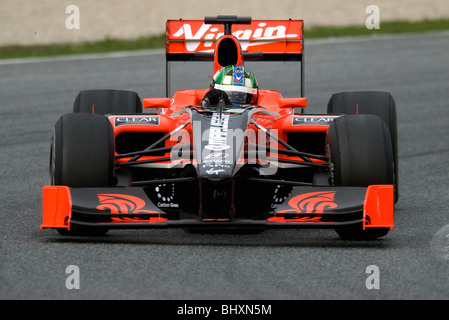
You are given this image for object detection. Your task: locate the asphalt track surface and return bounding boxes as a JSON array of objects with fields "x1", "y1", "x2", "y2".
[{"x1": 1, "y1": 32, "x2": 449, "y2": 300}]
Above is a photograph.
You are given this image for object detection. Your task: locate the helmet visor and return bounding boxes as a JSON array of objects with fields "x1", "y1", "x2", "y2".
[
  {"x1": 214, "y1": 84, "x2": 258, "y2": 105},
  {"x1": 225, "y1": 91, "x2": 253, "y2": 105}
]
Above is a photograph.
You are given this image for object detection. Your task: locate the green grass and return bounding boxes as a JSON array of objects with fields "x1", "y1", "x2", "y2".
[
  {"x1": 305, "y1": 18, "x2": 449, "y2": 38},
  {"x1": 1, "y1": 19, "x2": 449, "y2": 59},
  {"x1": 0, "y1": 34, "x2": 165, "y2": 59}
]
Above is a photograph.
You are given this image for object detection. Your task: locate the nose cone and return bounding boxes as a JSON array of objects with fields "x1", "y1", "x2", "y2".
[{"x1": 191, "y1": 108, "x2": 250, "y2": 182}]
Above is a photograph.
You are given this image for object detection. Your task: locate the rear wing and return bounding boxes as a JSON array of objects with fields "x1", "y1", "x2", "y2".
[
  {"x1": 164, "y1": 16, "x2": 305, "y2": 102},
  {"x1": 166, "y1": 17, "x2": 304, "y2": 62}
]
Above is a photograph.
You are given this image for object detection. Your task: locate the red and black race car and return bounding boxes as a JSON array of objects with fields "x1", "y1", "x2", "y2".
[{"x1": 41, "y1": 16, "x2": 398, "y2": 239}]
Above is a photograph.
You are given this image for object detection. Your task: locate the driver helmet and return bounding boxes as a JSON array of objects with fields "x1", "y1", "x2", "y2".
[{"x1": 212, "y1": 65, "x2": 259, "y2": 105}]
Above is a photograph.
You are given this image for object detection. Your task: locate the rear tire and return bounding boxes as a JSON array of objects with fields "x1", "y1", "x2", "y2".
[
  {"x1": 73, "y1": 89, "x2": 142, "y2": 114},
  {"x1": 326, "y1": 114, "x2": 394, "y2": 240},
  {"x1": 50, "y1": 113, "x2": 114, "y2": 236}
]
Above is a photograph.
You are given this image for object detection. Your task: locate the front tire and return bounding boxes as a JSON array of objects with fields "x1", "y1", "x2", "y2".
[
  {"x1": 327, "y1": 91, "x2": 398, "y2": 202},
  {"x1": 50, "y1": 113, "x2": 114, "y2": 236},
  {"x1": 51, "y1": 113, "x2": 115, "y2": 187},
  {"x1": 326, "y1": 114, "x2": 394, "y2": 240}
]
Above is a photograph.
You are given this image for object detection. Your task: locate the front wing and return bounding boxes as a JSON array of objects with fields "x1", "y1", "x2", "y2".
[{"x1": 41, "y1": 185, "x2": 394, "y2": 231}]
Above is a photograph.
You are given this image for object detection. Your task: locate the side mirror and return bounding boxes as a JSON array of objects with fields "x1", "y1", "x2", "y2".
[
  {"x1": 142, "y1": 98, "x2": 171, "y2": 109},
  {"x1": 278, "y1": 97, "x2": 307, "y2": 109}
]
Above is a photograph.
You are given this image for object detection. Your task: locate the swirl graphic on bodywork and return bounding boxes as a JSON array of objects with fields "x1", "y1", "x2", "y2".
[
  {"x1": 279, "y1": 191, "x2": 338, "y2": 213},
  {"x1": 96, "y1": 194, "x2": 157, "y2": 213}
]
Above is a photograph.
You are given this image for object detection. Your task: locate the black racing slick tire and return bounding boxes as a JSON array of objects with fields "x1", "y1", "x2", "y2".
[
  {"x1": 327, "y1": 91, "x2": 398, "y2": 202},
  {"x1": 73, "y1": 89, "x2": 143, "y2": 114},
  {"x1": 51, "y1": 113, "x2": 115, "y2": 187},
  {"x1": 326, "y1": 114, "x2": 394, "y2": 240},
  {"x1": 50, "y1": 113, "x2": 115, "y2": 236}
]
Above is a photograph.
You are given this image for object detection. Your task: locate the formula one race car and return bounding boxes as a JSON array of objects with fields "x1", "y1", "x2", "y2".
[{"x1": 41, "y1": 16, "x2": 398, "y2": 239}]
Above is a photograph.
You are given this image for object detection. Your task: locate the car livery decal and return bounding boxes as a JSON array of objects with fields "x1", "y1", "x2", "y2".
[
  {"x1": 114, "y1": 116, "x2": 160, "y2": 127},
  {"x1": 96, "y1": 194, "x2": 158, "y2": 214},
  {"x1": 278, "y1": 191, "x2": 338, "y2": 213},
  {"x1": 292, "y1": 116, "x2": 339, "y2": 125},
  {"x1": 204, "y1": 113, "x2": 231, "y2": 151},
  {"x1": 167, "y1": 20, "x2": 303, "y2": 53}
]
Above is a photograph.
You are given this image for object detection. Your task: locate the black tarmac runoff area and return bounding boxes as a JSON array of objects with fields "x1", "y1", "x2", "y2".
[{"x1": 1, "y1": 31, "x2": 449, "y2": 300}]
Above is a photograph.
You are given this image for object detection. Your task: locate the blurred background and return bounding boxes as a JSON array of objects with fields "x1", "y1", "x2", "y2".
[{"x1": 1, "y1": 0, "x2": 449, "y2": 46}]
